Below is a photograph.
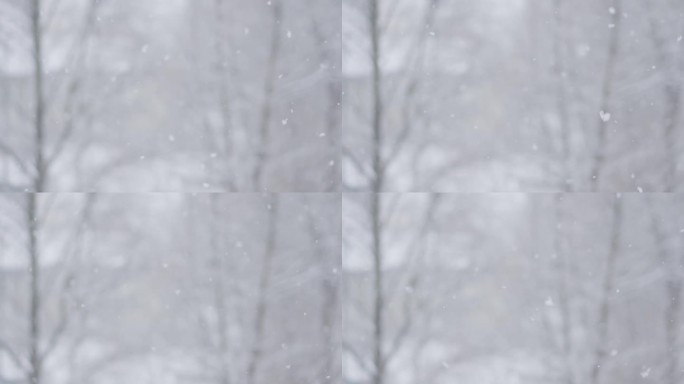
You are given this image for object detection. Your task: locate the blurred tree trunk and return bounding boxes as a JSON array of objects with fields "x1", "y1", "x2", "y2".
[
  {"x1": 589, "y1": 197, "x2": 623, "y2": 384},
  {"x1": 252, "y1": 1, "x2": 283, "y2": 191},
  {"x1": 648, "y1": 198, "x2": 682, "y2": 384},
  {"x1": 371, "y1": 192, "x2": 384, "y2": 384},
  {"x1": 310, "y1": 5, "x2": 340, "y2": 192},
  {"x1": 369, "y1": 0, "x2": 385, "y2": 382},
  {"x1": 27, "y1": 194, "x2": 41, "y2": 384},
  {"x1": 212, "y1": 0, "x2": 237, "y2": 191},
  {"x1": 30, "y1": 0, "x2": 46, "y2": 192},
  {"x1": 28, "y1": 0, "x2": 45, "y2": 381},
  {"x1": 552, "y1": 0, "x2": 571, "y2": 191},
  {"x1": 209, "y1": 195, "x2": 231, "y2": 384},
  {"x1": 553, "y1": 195, "x2": 575, "y2": 384},
  {"x1": 246, "y1": 197, "x2": 279, "y2": 384},
  {"x1": 306, "y1": 204, "x2": 339, "y2": 381},
  {"x1": 589, "y1": 0, "x2": 621, "y2": 191},
  {"x1": 648, "y1": 2, "x2": 684, "y2": 191}
]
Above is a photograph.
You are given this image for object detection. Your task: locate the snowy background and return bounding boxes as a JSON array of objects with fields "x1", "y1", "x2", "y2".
[{"x1": 2, "y1": 0, "x2": 684, "y2": 384}]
